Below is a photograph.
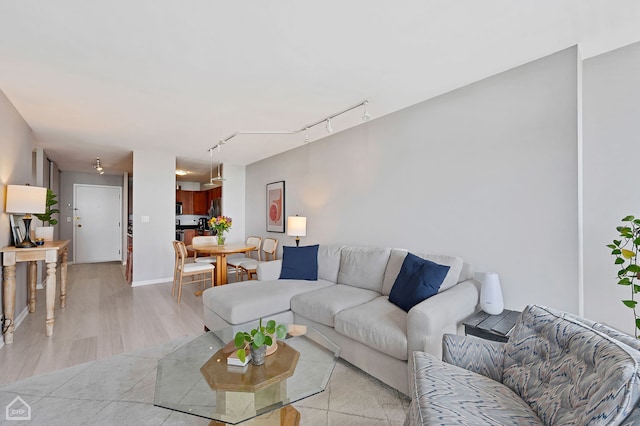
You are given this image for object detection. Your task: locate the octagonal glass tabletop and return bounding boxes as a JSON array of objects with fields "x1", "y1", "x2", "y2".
[{"x1": 153, "y1": 326, "x2": 340, "y2": 425}]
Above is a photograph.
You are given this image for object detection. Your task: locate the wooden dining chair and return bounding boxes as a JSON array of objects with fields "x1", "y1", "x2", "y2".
[
  {"x1": 192, "y1": 236, "x2": 218, "y2": 264},
  {"x1": 227, "y1": 236, "x2": 263, "y2": 281},
  {"x1": 239, "y1": 238, "x2": 278, "y2": 281},
  {"x1": 172, "y1": 241, "x2": 215, "y2": 303}
]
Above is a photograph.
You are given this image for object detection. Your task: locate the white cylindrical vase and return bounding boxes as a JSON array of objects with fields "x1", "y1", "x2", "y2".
[{"x1": 479, "y1": 272, "x2": 504, "y2": 315}]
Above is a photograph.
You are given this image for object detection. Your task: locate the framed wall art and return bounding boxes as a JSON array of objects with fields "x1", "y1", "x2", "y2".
[{"x1": 266, "y1": 181, "x2": 285, "y2": 233}]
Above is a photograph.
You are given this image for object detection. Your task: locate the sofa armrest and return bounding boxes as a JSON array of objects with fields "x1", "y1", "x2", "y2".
[
  {"x1": 442, "y1": 334, "x2": 505, "y2": 382},
  {"x1": 256, "y1": 260, "x2": 282, "y2": 281},
  {"x1": 407, "y1": 279, "x2": 479, "y2": 359}
]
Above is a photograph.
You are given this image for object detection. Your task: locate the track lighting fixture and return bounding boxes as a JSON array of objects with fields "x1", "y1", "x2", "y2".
[
  {"x1": 325, "y1": 118, "x2": 333, "y2": 133},
  {"x1": 362, "y1": 101, "x2": 371, "y2": 121},
  {"x1": 93, "y1": 158, "x2": 104, "y2": 175},
  {"x1": 214, "y1": 99, "x2": 370, "y2": 146}
]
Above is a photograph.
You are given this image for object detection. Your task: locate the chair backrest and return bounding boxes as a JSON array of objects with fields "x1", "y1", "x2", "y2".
[
  {"x1": 246, "y1": 236, "x2": 262, "y2": 261},
  {"x1": 262, "y1": 238, "x2": 278, "y2": 260},
  {"x1": 192, "y1": 236, "x2": 217, "y2": 246},
  {"x1": 173, "y1": 240, "x2": 188, "y2": 270}
]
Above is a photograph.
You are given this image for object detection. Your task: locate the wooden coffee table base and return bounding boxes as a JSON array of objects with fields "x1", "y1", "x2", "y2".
[{"x1": 209, "y1": 405, "x2": 300, "y2": 426}]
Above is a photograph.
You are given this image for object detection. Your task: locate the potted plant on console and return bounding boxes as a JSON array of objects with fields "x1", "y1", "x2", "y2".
[
  {"x1": 234, "y1": 319, "x2": 287, "y2": 366},
  {"x1": 34, "y1": 189, "x2": 59, "y2": 241}
]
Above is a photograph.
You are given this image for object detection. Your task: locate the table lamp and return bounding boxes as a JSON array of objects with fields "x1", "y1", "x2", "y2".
[
  {"x1": 5, "y1": 184, "x2": 47, "y2": 248},
  {"x1": 478, "y1": 272, "x2": 504, "y2": 315},
  {"x1": 287, "y1": 215, "x2": 307, "y2": 247}
]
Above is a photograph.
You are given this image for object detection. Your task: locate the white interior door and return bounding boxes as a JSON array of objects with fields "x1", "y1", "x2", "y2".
[{"x1": 74, "y1": 184, "x2": 122, "y2": 263}]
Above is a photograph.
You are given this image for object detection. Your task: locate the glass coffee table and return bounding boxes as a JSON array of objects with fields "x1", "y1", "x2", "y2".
[{"x1": 154, "y1": 325, "x2": 340, "y2": 425}]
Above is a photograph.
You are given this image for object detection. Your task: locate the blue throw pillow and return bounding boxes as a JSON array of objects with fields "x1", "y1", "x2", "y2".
[
  {"x1": 388, "y1": 252, "x2": 450, "y2": 312},
  {"x1": 279, "y1": 244, "x2": 319, "y2": 280}
]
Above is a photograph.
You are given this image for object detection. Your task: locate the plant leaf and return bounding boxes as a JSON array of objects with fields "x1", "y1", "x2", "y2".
[
  {"x1": 237, "y1": 348, "x2": 246, "y2": 363},
  {"x1": 612, "y1": 249, "x2": 622, "y2": 255},
  {"x1": 264, "y1": 335, "x2": 272, "y2": 346},
  {"x1": 622, "y1": 215, "x2": 635, "y2": 222},
  {"x1": 253, "y1": 331, "x2": 265, "y2": 347},
  {"x1": 607, "y1": 244, "x2": 618, "y2": 249},
  {"x1": 623, "y1": 300, "x2": 637, "y2": 309},
  {"x1": 636, "y1": 318, "x2": 640, "y2": 330},
  {"x1": 619, "y1": 278, "x2": 632, "y2": 285},
  {"x1": 622, "y1": 249, "x2": 636, "y2": 259},
  {"x1": 634, "y1": 285, "x2": 640, "y2": 293},
  {"x1": 614, "y1": 240, "x2": 622, "y2": 246},
  {"x1": 628, "y1": 265, "x2": 640, "y2": 273},
  {"x1": 234, "y1": 332, "x2": 246, "y2": 348},
  {"x1": 275, "y1": 324, "x2": 287, "y2": 339},
  {"x1": 615, "y1": 257, "x2": 625, "y2": 264}
]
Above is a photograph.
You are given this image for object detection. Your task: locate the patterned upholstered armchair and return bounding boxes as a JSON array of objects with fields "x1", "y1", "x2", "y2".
[{"x1": 405, "y1": 305, "x2": 640, "y2": 425}]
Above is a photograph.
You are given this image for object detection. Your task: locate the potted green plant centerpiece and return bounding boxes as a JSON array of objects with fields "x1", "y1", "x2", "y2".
[
  {"x1": 234, "y1": 319, "x2": 287, "y2": 366},
  {"x1": 608, "y1": 215, "x2": 640, "y2": 338},
  {"x1": 34, "y1": 188, "x2": 59, "y2": 241}
]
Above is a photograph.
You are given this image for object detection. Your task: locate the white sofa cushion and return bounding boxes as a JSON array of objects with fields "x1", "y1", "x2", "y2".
[
  {"x1": 337, "y1": 246, "x2": 391, "y2": 293},
  {"x1": 318, "y1": 244, "x2": 343, "y2": 282},
  {"x1": 291, "y1": 284, "x2": 380, "y2": 327},
  {"x1": 334, "y1": 296, "x2": 408, "y2": 361},
  {"x1": 202, "y1": 279, "x2": 334, "y2": 324},
  {"x1": 381, "y1": 249, "x2": 464, "y2": 296}
]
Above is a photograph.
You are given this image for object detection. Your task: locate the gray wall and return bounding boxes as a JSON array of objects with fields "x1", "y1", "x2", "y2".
[
  {"x1": 0, "y1": 88, "x2": 37, "y2": 336},
  {"x1": 131, "y1": 150, "x2": 175, "y2": 285},
  {"x1": 59, "y1": 171, "x2": 124, "y2": 263},
  {"x1": 246, "y1": 47, "x2": 580, "y2": 313},
  {"x1": 583, "y1": 41, "x2": 640, "y2": 334}
]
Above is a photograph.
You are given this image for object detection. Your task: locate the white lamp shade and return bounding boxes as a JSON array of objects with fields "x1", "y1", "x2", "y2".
[
  {"x1": 287, "y1": 216, "x2": 307, "y2": 237},
  {"x1": 5, "y1": 185, "x2": 47, "y2": 214},
  {"x1": 479, "y1": 272, "x2": 504, "y2": 315}
]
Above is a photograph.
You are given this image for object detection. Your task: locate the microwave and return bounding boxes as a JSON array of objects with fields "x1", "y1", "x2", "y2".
[{"x1": 176, "y1": 202, "x2": 183, "y2": 215}]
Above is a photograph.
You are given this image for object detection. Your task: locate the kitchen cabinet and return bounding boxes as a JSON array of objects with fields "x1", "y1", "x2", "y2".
[
  {"x1": 193, "y1": 191, "x2": 208, "y2": 215},
  {"x1": 176, "y1": 190, "x2": 194, "y2": 214}
]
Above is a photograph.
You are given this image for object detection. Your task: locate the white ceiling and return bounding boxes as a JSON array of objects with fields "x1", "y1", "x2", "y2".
[{"x1": 1, "y1": 1, "x2": 639, "y2": 183}]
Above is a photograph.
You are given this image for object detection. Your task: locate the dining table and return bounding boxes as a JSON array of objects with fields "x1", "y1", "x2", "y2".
[{"x1": 188, "y1": 242, "x2": 256, "y2": 288}]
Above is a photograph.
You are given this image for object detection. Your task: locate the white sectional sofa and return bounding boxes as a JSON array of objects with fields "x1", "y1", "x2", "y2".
[{"x1": 202, "y1": 245, "x2": 479, "y2": 395}]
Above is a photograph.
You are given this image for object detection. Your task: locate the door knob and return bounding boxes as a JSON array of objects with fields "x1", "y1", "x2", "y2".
[{"x1": 77, "y1": 224, "x2": 82, "y2": 228}]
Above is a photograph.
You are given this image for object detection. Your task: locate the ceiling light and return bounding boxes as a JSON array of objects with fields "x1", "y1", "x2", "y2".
[
  {"x1": 213, "y1": 161, "x2": 225, "y2": 182},
  {"x1": 93, "y1": 158, "x2": 104, "y2": 174},
  {"x1": 362, "y1": 101, "x2": 371, "y2": 121},
  {"x1": 325, "y1": 119, "x2": 333, "y2": 133},
  {"x1": 175, "y1": 169, "x2": 188, "y2": 176},
  {"x1": 203, "y1": 148, "x2": 216, "y2": 187}
]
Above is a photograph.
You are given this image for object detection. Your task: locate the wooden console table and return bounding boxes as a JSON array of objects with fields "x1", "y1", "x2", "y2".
[{"x1": 1, "y1": 240, "x2": 70, "y2": 343}]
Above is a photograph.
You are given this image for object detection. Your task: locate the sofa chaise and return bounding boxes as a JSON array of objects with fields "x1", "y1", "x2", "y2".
[
  {"x1": 405, "y1": 304, "x2": 640, "y2": 425},
  {"x1": 202, "y1": 245, "x2": 479, "y2": 395}
]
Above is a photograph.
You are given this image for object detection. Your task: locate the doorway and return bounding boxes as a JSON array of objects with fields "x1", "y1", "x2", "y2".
[{"x1": 73, "y1": 184, "x2": 122, "y2": 263}]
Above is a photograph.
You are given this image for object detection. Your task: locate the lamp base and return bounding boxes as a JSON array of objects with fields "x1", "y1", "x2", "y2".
[{"x1": 16, "y1": 217, "x2": 36, "y2": 248}]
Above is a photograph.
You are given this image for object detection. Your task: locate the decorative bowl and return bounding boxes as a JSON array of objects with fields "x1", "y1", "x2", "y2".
[{"x1": 35, "y1": 238, "x2": 45, "y2": 246}]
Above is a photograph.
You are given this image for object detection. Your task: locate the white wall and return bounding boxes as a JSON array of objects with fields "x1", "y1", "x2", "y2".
[
  {"x1": 583, "y1": 41, "x2": 640, "y2": 334},
  {"x1": 0, "y1": 88, "x2": 37, "y2": 340},
  {"x1": 247, "y1": 47, "x2": 580, "y2": 313},
  {"x1": 131, "y1": 150, "x2": 175, "y2": 285}
]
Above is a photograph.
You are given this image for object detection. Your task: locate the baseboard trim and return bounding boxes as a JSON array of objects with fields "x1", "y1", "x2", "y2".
[{"x1": 131, "y1": 277, "x2": 172, "y2": 287}]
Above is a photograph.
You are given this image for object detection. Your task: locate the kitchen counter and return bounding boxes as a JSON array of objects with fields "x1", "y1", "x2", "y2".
[{"x1": 176, "y1": 224, "x2": 201, "y2": 230}]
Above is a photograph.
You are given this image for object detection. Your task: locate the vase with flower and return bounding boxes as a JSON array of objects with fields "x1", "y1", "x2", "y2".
[{"x1": 210, "y1": 215, "x2": 232, "y2": 245}]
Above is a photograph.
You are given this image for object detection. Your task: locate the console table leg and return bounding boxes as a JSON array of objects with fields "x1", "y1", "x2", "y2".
[
  {"x1": 28, "y1": 261, "x2": 37, "y2": 312},
  {"x1": 60, "y1": 248, "x2": 68, "y2": 308},
  {"x1": 2, "y1": 265, "x2": 16, "y2": 344},
  {"x1": 45, "y1": 261, "x2": 57, "y2": 337}
]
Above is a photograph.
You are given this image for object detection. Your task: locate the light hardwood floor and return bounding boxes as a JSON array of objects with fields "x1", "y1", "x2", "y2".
[{"x1": 0, "y1": 262, "x2": 208, "y2": 385}]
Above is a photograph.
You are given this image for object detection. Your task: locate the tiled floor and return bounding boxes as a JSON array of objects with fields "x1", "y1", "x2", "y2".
[{"x1": 0, "y1": 335, "x2": 409, "y2": 425}]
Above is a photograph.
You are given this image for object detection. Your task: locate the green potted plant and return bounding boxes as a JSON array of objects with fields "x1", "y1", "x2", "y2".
[
  {"x1": 234, "y1": 318, "x2": 287, "y2": 366},
  {"x1": 34, "y1": 188, "x2": 59, "y2": 241},
  {"x1": 607, "y1": 215, "x2": 640, "y2": 338}
]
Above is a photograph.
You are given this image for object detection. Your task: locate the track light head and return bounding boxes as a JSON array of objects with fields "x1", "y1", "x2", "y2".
[
  {"x1": 94, "y1": 158, "x2": 104, "y2": 174},
  {"x1": 362, "y1": 101, "x2": 371, "y2": 121},
  {"x1": 325, "y1": 119, "x2": 333, "y2": 133}
]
